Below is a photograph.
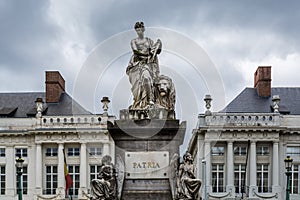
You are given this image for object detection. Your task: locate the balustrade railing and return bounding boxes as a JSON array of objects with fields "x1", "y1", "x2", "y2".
[{"x1": 203, "y1": 113, "x2": 280, "y2": 127}]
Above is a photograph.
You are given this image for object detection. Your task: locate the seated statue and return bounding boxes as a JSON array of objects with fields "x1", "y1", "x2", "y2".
[
  {"x1": 176, "y1": 152, "x2": 202, "y2": 200},
  {"x1": 90, "y1": 155, "x2": 117, "y2": 200}
]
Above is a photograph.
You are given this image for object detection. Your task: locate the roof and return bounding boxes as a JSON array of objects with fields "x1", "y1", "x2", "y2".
[
  {"x1": 221, "y1": 87, "x2": 300, "y2": 115},
  {"x1": 0, "y1": 92, "x2": 91, "y2": 117}
]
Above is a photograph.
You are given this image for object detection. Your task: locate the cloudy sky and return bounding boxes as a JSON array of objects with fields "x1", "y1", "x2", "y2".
[{"x1": 1, "y1": 0, "x2": 300, "y2": 150}]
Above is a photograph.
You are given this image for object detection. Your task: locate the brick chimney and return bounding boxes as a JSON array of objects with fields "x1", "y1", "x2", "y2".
[
  {"x1": 254, "y1": 66, "x2": 271, "y2": 97},
  {"x1": 45, "y1": 71, "x2": 65, "y2": 103}
]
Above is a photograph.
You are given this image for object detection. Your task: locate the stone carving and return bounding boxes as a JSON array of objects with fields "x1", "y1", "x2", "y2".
[
  {"x1": 125, "y1": 22, "x2": 177, "y2": 120},
  {"x1": 115, "y1": 155, "x2": 125, "y2": 200},
  {"x1": 90, "y1": 155, "x2": 118, "y2": 200},
  {"x1": 154, "y1": 75, "x2": 176, "y2": 111},
  {"x1": 168, "y1": 154, "x2": 180, "y2": 199},
  {"x1": 126, "y1": 21, "x2": 162, "y2": 110},
  {"x1": 176, "y1": 152, "x2": 202, "y2": 200}
]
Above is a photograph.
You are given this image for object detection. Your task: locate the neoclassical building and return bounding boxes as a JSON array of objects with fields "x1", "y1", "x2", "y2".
[
  {"x1": 188, "y1": 66, "x2": 300, "y2": 199},
  {"x1": 0, "y1": 71, "x2": 115, "y2": 200}
]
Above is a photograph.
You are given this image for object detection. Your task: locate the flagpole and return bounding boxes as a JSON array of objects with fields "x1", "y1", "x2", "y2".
[{"x1": 242, "y1": 140, "x2": 250, "y2": 199}]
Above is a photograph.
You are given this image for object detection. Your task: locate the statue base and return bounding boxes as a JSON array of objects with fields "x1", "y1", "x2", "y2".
[{"x1": 108, "y1": 118, "x2": 186, "y2": 200}]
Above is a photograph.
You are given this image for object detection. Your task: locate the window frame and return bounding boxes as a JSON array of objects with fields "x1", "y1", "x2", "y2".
[
  {"x1": 89, "y1": 147, "x2": 102, "y2": 156},
  {"x1": 256, "y1": 146, "x2": 270, "y2": 156},
  {"x1": 211, "y1": 146, "x2": 225, "y2": 156},
  {"x1": 0, "y1": 148, "x2": 5, "y2": 157},
  {"x1": 67, "y1": 148, "x2": 80, "y2": 157},
  {"x1": 212, "y1": 164, "x2": 225, "y2": 193},
  {"x1": 257, "y1": 164, "x2": 270, "y2": 193},
  {"x1": 15, "y1": 148, "x2": 28, "y2": 158},
  {"x1": 45, "y1": 148, "x2": 58, "y2": 157},
  {"x1": 68, "y1": 165, "x2": 80, "y2": 197},
  {"x1": 45, "y1": 165, "x2": 58, "y2": 195},
  {"x1": 234, "y1": 164, "x2": 246, "y2": 195},
  {"x1": 0, "y1": 165, "x2": 5, "y2": 195}
]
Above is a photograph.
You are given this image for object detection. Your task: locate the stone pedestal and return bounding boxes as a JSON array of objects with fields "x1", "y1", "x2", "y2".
[{"x1": 108, "y1": 119, "x2": 186, "y2": 200}]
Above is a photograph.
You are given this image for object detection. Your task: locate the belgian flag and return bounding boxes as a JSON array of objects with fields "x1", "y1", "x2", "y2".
[{"x1": 63, "y1": 149, "x2": 73, "y2": 195}]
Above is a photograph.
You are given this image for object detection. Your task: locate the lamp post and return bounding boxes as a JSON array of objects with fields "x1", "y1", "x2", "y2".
[
  {"x1": 284, "y1": 155, "x2": 293, "y2": 200},
  {"x1": 16, "y1": 156, "x2": 24, "y2": 200}
]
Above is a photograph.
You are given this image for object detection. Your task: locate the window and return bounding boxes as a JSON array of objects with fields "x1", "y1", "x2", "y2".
[
  {"x1": 291, "y1": 165, "x2": 299, "y2": 194},
  {"x1": 15, "y1": 148, "x2": 27, "y2": 157},
  {"x1": 257, "y1": 146, "x2": 269, "y2": 156},
  {"x1": 45, "y1": 166, "x2": 57, "y2": 195},
  {"x1": 234, "y1": 164, "x2": 246, "y2": 195},
  {"x1": 287, "y1": 147, "x2": 300, "y2": 156},
  {"x1": 0, "y1": 148, "x2": 5, "y2": 157},
  {"x1": 211, "y1": 146, "x2": 225, "y2": 156},
  {"x1": 68, "y1": 165, "x2": 80, "y2": 197},
  {"x1": 212, "y1": 164, "x2": 224, "y2": 193},
  {"x1": 0, "y1": 166, "x2": 5, "y2": 195},
  {"x1": 90, "y1": 165, "x2": 101, "y2": 184},
  {"x1": 257, "y1": 164, "x2": 269, "y2": 193},
  {"x1": 67, "y1": 148, "x2": 80, "y2": 156},
  {"x1": 16, "y1": 166, "x2": 28, "y2": 195},
  {"x1": 45, "y1": 148, "x2": 58, "y2": 157},
  {"x1": 234, "y1": 146, "x2": 247, "y2": 156},
  {"x1": 89, "y1": 147, "x2": 102, "y2": 156}
]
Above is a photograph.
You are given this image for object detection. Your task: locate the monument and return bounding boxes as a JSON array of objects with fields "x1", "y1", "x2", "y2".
[{"x1": 92, "y1": 22, "x2": 189, "y2": 199}]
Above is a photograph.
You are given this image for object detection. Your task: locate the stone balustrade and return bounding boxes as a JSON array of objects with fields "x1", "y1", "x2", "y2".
[
  {"x1": 202, "y1": 113, "x2": 280, "y2": 127},
  {"x1": 40, "y1": 115, "x2": 111, "y2": 128}
]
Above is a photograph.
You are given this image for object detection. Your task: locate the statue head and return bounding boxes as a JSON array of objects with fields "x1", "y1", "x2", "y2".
[
  {"x1": 134, "y1": 21, "x2": 145, "y2": 33},
  {"x1": 155, "y1": 75, "x2": 176, "y2": 110},
  {"x1": 101, "y1": 155, "x2": 112, "y2": 165},
  {"x1": 134, "y1": 21, "x2": 145, "y2": 29},
  {"x1": 183, "y1": 151, "x2": 193, "y2": 163}
]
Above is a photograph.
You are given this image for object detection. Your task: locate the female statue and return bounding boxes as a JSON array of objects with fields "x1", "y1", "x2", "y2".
[
  {"x1": 126, "y1": 21, "x2": 162, "y2": 109},
  {"x1": 90, "y1": 155, "x2": 117, "y2": 200},
  {"x1": 177, "y1": 152, "x2": 202, "y2": 199}
]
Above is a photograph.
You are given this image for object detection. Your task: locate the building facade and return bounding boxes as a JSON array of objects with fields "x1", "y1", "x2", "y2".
[
  {"x1": 0, "y1": 71, "x2": 115, "y2": 200},
  {"x1": 189, "y1": 67, "x2": 300, "y2": 200}
]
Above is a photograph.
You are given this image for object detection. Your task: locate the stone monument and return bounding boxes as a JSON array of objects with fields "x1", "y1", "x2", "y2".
[{"x1": 107, "y1": 22, "x2": 186, "y2": 199}]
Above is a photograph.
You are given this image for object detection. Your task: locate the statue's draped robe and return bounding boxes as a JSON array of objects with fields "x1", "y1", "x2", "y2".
[
  {"x1": 177, "y1": 164, "x2": 202, "y2": 199},
  {"x1": 90, "y1": 164, "x2": 117, "y2": 200},
  {"x1": 126, "y1": 37, "x2": 161, "y2": 109}
]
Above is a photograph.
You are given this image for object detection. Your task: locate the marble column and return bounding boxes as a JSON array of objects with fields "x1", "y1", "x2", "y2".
[
  {"x1": 249, "y1": 141, "x2": 257, "y2": 198},
  {"x1": 227, "y1": 141, "x2": 235, "y2": 196},
  {"x1": 272, "y1": 142, "x2": 280, "y2": 194},
  {"x1": 5, "y1": 146, "x2": 14, "y2": 196},
  {"x1": 56, "y1": 143, "x2": 65, "y2": 198},
  {"x1": 79, "y1": 142, "x2": 88, "y2": 199},
  {"x1": 35, "y1": 143, "x2": 42, "y2": 194},
  {"x1": 204, "y1": 141, "x2": 211, "y2": 192}
]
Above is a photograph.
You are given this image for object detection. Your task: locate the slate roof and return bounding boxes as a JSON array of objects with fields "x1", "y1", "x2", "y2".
[
  {"x1": 221, "y1": 87, "x2": 300, "y2": 115},
  {"x1": 0, "y1": 92, "x2": 91, "y2": 117}
]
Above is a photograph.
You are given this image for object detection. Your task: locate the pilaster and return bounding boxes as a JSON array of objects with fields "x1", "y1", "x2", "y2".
[{"x1": 249, "y1": 141, "x2": 257, "y2": 198}]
